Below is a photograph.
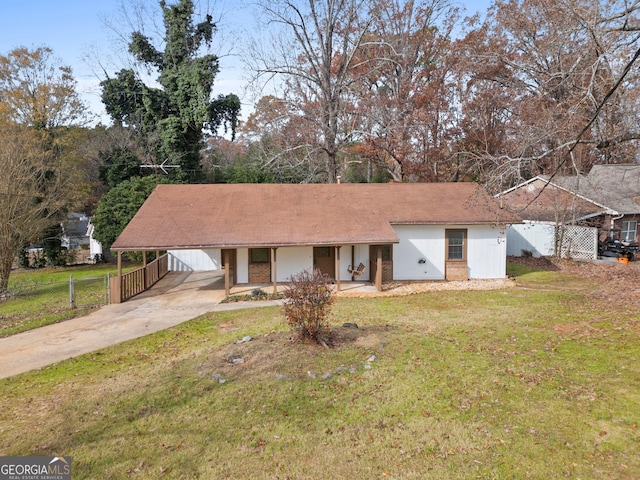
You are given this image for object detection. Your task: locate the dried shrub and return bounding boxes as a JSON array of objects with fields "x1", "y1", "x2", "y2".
[{"x1": 283, "y1": 268, "x2": 334, "y2": 344}]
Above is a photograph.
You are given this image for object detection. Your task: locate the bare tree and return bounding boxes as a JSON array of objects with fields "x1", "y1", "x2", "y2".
[
  {"x1": 456, "y1": 0, "x2": 640, "y2": 193},
  {"x1": 354, "y1": 0, "x2": 460, "y2": 182},
  {"x1": 0, "y1": 47, "x2": 88, "y2": 295},
  {"x1": 0, "y1": 123, "x2": 67, "y2": 296},
  {"x1": 234, "y1": 95, "x2": 325, "y2": 183},
  {"x1": 248, "y1": 0, "x2": 371, "y2": 183}
]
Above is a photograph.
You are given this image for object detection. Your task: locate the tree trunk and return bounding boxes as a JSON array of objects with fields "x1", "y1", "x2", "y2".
[
  {"x1": 0, "y1": 256, "x2": 12, "y2": 296},
  {"x1": 326, "y1": 150, "x2": 338, "y2": 183}
]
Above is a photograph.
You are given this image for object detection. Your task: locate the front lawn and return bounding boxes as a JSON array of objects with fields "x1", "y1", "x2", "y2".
[
  {"x1": 0, "y1": 264, "x2": 138, "y2": 337},
  {"x1": 0, "y1": 260, "x2": 638, "y2": 478}
]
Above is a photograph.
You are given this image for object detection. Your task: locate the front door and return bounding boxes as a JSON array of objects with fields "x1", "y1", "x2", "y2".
[{"x1": 313, "y1": 246, "x2": 335, "y2": 279}]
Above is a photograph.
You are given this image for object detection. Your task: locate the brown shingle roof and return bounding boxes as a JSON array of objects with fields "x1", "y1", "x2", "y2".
[
  {"x1": 111, "y1": 183, "x2": 521, "y2": 251},
  {"x1": 553, "y1": 164, "x2": 640, "y2": 214},
  {"x1": 498, "y1": 178, "x2": 606, "y2": 222}
]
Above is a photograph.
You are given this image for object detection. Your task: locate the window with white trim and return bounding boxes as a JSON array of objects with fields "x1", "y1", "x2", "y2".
[{"x1": 622, "y1": 220, "x2": 637, "y2": 242}]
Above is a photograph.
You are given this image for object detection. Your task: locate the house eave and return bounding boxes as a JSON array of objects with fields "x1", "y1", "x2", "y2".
[
  {"x1": 111, "y1": 239, "x2": 401, "y2": 252},
  {"x1": 389, "y1": 220, "x2": 521, "y2": 226},
  {"x1": 498, "y1": 176, "x2": 613, "y2": 212}
]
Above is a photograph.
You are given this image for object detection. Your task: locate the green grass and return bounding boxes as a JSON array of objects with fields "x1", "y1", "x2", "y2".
[
  {"x1": 0, "y1": 264, "x2": 138, "y2": 337},
  {"x1": 0, "y1": 266, "x2": 638, "y2": 479}
]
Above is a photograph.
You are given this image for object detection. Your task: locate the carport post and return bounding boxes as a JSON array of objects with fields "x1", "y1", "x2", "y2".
[
  {"x1": 109, "y1": 251, "x2": 122, "y2": 304},
  {"x1": 142, "y1": 251, "x2": 147, "y2": 288}
]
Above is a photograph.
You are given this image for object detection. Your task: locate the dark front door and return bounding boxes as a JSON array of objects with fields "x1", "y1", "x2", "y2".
[{"x1": 313, "y1": 246, "x2": 335, "y2": 279}]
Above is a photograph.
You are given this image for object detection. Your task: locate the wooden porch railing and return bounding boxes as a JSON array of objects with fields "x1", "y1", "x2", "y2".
[{"x1": 110, "y1": 253, "x2": 169, "y2": 303}]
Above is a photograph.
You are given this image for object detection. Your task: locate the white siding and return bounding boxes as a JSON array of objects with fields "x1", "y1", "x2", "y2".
[
  {"x1": 237, "y1": 248, "x2": 249, "y2": 283},
  {"x1": 166, "y1": 225, "x2": 509, "y2": 281},
  {"x1": 89, "y1": 237, "x2": 102, "y2": 258},
  {"x1": 338, "y1": 245, "x2": 371, "y2": 281},
  {"x1": 168, "y1": 249, "x2": 221, "y2": 271},
  {"x1": 165, "y1": 246, "x2": 366, "y2": 282},
  {"x1": 467, "y1": 225, "x2": 508, "y2": 279},
  {"x1": 506, "y1": 222, "x2": 555, "y2": 257},
  {"x1": 393, "y1": 225, "x2": 445, "y2": 280},
  {"x1": 276, "y1": 246, "x2": 313, "y2": 281},
  {"x1": 393, "y1": 224, "x2": 508, "y2": 280}
]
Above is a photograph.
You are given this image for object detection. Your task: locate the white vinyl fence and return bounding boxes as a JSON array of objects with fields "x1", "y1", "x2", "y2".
[{"x1": 507, "y1": 222, "x2": 597, "y2": 260}]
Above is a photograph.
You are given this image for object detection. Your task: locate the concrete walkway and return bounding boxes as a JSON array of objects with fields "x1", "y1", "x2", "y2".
[{"x1": 0, "y1": 272, "x2": 282, "y2": 380}]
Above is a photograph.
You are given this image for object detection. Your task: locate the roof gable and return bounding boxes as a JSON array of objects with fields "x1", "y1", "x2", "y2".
[
  {"x1": 111, "y1": 183, "x2": 520, "y2": 251},
  {"x1": 557, "y1": 164, "x2": 640, "y2": 214},
  {"x1": 498, "y1": 177, "x2": 608, "y2": 222}
]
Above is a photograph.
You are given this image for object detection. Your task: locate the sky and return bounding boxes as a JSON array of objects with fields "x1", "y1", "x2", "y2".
[{"x1": 0, "y1": 0, "x2": 493, "y2": 125}]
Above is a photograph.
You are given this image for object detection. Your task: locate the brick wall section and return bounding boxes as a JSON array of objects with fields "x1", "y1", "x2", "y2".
[
  {"x1": 382, "y1": 261, "x2": 393, "y2": 283},
  {"x1": 445, "y1": 261, "x2": 468, "y2": 281},
  {"x1": 249, "y1": 263, "x2": 271, "y2": 283}
]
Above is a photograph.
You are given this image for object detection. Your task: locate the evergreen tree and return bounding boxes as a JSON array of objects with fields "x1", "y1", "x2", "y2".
[
  {"x1": 91, "y1": 176, "x2": 171, "y2": 250},
  {"x1": 100, "y1": 0, "x2": 240, "y2": 183}
]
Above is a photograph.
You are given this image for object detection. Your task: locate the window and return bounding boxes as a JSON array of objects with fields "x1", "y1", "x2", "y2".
[
  {"x1": 250, "y1": 248, "x2": 269, "y2": 264},
  {"x1": 315, "y1": 247, "x2": 331, "y2": 257},
  {"x1": 622, "y1": 220, "x2": 638, "y2": 242},
  {"x1": 446, "y1": 229, "x2": 466, "y2": 261},
  {"x1": 381, "y1": 244, "x2": 392, "y2": 261}
]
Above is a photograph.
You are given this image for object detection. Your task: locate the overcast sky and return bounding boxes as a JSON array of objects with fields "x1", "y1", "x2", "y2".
[{"x1": 0, "y1": 0, "x2": 493, "y2": 125}]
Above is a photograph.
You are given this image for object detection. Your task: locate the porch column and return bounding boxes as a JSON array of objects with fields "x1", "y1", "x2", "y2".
[
  {"x1": 336, "y1": 246, "x2": 341, "y2": 292},
  {"x1": 224, "y1": 249, "x2": 230, "y2": 296},
  {"x1": 111, "y1": 251, "x2": 122, "y2": 304},
  {"x1": 155, "y1": 250, "x2": 160, "y2": 279},
  {"x1": 272, "y1": 247, "x2": 278, "y2": 294},
  {"x1": 351, "y1": 245, "x2": 355, "y2": 281},
  {"x1": 376, "y1": 245, "x2": 383, "y2": 291},
  {"x1": 142, "y1": 251, "x2": 147, "y2": 288}
]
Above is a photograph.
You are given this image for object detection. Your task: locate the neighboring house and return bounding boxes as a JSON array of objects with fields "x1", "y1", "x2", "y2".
[
  {"x1": 61, "y1": 213, "x2": 92, "y2": 250},
  {"x1": 60, "y1": 213, "x2": 103, "y2": 262},
  {"x1": 553, "y1": 164, "x2": 640, "y2": 242},
  {"x1": 498, "y1": 164, "x2": 640, "y2": 258},
  {"x1": 110, "y1": 183, "x2": 520, "y2": 294},
  {"x1": 86, "y1": 221, "x2": 103, "y2": 260}
]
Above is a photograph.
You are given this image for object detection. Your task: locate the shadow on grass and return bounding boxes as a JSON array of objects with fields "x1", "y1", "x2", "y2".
[{"x1": 507, "y1": 256, "x2": 560, "y2": 277}]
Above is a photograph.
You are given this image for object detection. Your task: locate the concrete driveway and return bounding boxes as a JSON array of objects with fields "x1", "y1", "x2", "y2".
[{"x1": 0, "y1": 271, "x2": 282, "y2": 380}]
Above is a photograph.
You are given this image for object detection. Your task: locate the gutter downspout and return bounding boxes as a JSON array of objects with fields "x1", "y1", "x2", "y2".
[{"x1": 610, "y1": 213, "x2": 624, "y2": 239}]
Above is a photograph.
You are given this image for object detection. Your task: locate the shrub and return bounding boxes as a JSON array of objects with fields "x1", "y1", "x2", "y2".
[
  {"x1": 251, "y1": 288, "x2": 267, "y2": 298},
  {"x1": 283, "y1": 268, "x2": 334, "y2": 344}
]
